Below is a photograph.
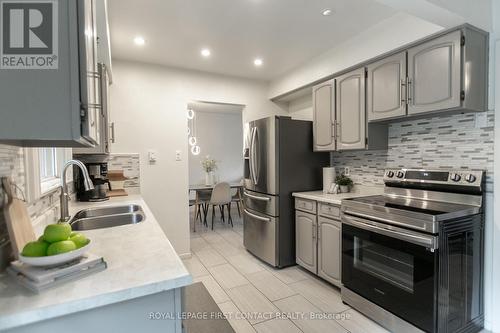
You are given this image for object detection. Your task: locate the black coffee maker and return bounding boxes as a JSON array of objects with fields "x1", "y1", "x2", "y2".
[{"x1": 76, "y1": 163, "x2": 112, "y2": 202}]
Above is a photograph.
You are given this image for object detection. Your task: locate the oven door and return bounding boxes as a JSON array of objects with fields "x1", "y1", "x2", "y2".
[{"x1": 342, "y1": 214, "x2": 438, "y2": 333}]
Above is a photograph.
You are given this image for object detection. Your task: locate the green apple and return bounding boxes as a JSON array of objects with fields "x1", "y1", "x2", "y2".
[
  {"x1": 70, "y1": 233, "x2": 89, "y2": 249},
  {"x1": 22, "y1": 240, "x2": 49, "y2": 257},
  {"x1": 43, "y1": 223, "x2": 72, "y2": 243},
  {"x1": 47, "y1": 240, "x2": 76, "y2": 256},
  {"x1": 37, "y1": 235, "x2": 45, "y2": 242}
]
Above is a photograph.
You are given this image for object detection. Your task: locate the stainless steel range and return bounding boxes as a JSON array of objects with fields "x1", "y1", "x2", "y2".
[{"x1": 341, "y1": 169, "x2": 485, "y2": 333}]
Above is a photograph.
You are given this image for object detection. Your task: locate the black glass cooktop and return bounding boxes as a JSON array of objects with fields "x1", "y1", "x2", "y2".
[{"x1": 346, "y1": 195, "x2": 472, "y2": 216}]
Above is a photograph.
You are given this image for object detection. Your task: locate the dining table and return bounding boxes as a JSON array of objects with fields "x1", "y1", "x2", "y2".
[{"x1": 189, "y1": 182, "x2": 243, "y2": 231}]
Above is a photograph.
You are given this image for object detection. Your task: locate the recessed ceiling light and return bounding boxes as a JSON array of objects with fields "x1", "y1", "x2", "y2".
[
  {"x1": 201, "y1": 48, "x2": 211, "y2": 57},
  {"x1": 133, "y1": 36, "x2": 145, "y2": 46},
  {"x1": 254, "y1": 58, "x2": 263, "y2": 66},
  {"x1": 322, "y1": 8, "x2": 333, "y2": 16}
]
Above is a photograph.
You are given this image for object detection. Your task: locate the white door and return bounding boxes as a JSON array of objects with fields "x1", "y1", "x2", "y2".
[
  {"x1": 367, "y1": 52, "x2": 407, "y2": 121},
  {"x1": 313, "y1": 80, "x2": 335, "y2": 151},
  {"x1": 335, "y1": 67, "x2": 366, "y2": 150},
  {"x1": 295, "y1": 211, "x2": 317, "y2": 273},
  {"x1": 407, "y1": 30, "x2": 461, "y2": 115}
]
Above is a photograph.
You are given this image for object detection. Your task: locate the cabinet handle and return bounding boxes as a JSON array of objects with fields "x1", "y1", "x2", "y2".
[
  {"x1": 400, "y1": 78, "x2": 407, "y2": 105},
  {"x1": 406, "y1": 78, "x2": 412, "y2": 103},
  {"x1": 110, "y1": 122, "x2": 116, "y2": 143},
  {"x1": 312, "y1": 224, "x2": 317, "y2": 240}
]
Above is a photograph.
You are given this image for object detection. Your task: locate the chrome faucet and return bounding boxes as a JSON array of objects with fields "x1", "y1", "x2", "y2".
[{"x1": 60, "y1": 160, "x2": 94, "y2": 222}]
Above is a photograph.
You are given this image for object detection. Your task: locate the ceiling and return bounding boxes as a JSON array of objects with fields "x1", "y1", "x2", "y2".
[{"x1": 108, "y1": 0, "x2": 397, "y2": 81}]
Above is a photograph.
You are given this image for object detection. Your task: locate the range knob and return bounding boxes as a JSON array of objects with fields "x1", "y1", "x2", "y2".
[
  {"x1": 396, "y1": 171, "x2": 404, "y2": 178},
  {"x1": 465, "y1": 174, "x2": 477, "y2": 183},
  {"x1": 386, "y1": 171, "x2": 394, "y2": 178},
  {"x1": 450, "y1": 173, "x2": 461, "y2": 182}
]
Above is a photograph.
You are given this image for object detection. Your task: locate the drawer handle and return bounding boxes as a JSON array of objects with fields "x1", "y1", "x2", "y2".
[
  {"x1": 244, "y1": 209, "x2": 270, "y2": 222},
  {"x1": 244, "y1": 192, "x2": 270, "y2": 201}
]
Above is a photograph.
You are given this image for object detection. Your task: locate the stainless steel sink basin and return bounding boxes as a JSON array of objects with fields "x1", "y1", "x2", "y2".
[{"x1": 70, "y1": 205, "x2": 145, "y2": 231}]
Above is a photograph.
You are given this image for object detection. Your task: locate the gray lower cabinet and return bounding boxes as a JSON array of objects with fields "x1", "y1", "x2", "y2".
[
  {"x1": 367, "y1": 52, "x2": 407, "y2": 121},
  {"x1": 295, "y1": 210, "x2": 317, "y2": 274},
  {"x1": 317, "y1": 217, "x2": 341, "y2": 286},
  {"x1": 312, "y1": 80, "x2": 335, "y2": 151},
  {"x1": 335, "y1": 67, "x2": 366, "y2": 150},
  {"x1": 295, "y1": 200, "x2": 342, "y2": 287}
]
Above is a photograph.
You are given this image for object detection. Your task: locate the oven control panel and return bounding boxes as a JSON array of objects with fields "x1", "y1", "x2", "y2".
[{"x1": 383, "y1": 169, "x2": 484, "y2": 186}]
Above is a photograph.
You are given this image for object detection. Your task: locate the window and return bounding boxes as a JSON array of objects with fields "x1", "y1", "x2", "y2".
[{"x1": 24, "y1": 148, "x2": 72, "y2": 203}]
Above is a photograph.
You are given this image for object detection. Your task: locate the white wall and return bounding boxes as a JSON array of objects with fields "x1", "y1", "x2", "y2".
[
  {"x1": 109, "y1": 60, "x2": 286, "y2": 256},
  {"x1": 269, "y1": 12, "x2": 443, "y2": 99},
  {"x1": 188, "y1": 111, "x2": 243, "y2": 185}
]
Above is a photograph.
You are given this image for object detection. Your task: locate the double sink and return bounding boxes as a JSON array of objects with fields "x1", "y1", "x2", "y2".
[{"x1": 70, "y1": 204, "x2": 146, "y2": 231}]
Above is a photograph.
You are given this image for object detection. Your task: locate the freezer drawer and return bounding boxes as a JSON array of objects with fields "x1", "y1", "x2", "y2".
[
  {"x1": 243, "y1": 190, "x2": 279, "y2": 217},
  {"x1": 243, "y1": 208, "x2": 277, "y2": 266}
]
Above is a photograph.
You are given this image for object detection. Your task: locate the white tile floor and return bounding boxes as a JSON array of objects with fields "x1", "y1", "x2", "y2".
[{"x1": 183, "y1": 207, "x2": 390, "y2": 333}]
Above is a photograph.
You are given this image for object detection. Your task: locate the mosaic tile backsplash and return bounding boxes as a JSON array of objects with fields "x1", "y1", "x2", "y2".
[
  {"x1": 107, "y1": 153, "x2": 141, "y2": 190},
  {"x1": 331, "y1": 110, "x2": 495, "y2": 192}
]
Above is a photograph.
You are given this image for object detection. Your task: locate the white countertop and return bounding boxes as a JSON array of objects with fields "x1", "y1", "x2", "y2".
[
  {"x1": 293, "y1": 185, "x2": 384, "y2": 205},
  {"x1": 0, "y1": 195, "x2": 192, "y2": 330}
]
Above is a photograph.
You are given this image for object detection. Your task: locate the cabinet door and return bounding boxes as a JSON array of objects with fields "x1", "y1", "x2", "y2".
[
  {"x1": 312, "y1": 81, "x2": 335, "y2": 151},
  {"x1": 335, "y1": 68, "x2": 366, "y2": 150},
  {"x1": 318, "y1": 217, "x2": 341, "y2": 286},
  {"x1": 79, "y1": 0, "x2": 99, "y2": 144},
  {"x1": 367, "y1": 52, "x2": 407, "y2": 121},
  {"x1": 407, "y1": 30, "x2": 461, "y2": 115},
  {"x1": 295, "y1": 211, "x2": 317, "y2": 273}
]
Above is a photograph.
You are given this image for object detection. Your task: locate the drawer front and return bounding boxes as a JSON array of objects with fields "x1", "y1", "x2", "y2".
[
  {"x1": 243, "y1": 190, "x2": 279, "y2": 217},
  {"x1": 295, "y1": 198, "x2": 316, "y2": 214},
  {"x1": 318, "y1": 203, "x2": 340, "y2": 219}
]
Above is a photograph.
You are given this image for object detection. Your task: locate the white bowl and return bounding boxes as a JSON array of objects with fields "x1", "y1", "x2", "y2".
[{"x1": 19, "y1": 241, "x2": 92, "y2": 267}]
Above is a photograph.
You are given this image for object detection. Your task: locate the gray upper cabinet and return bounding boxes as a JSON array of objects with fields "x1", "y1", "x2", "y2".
[
  {"x1": 367, "y1": 52, "x2": 407, "y2": 121},
  {"x1": 317, "y1": 217, "x2": 341, "y2": 286},
  {"x1": 295, "y1": 210, "x2": 317, "y2": 274},
  {"x1": 407, "y1": 30, "x2": 461, "y2": 115},
  {"x1": 312, "y1": 80, "x2": 335, "y2": 151},
  {"x1": 335, "y1": 68, "x2": 366, "y2": 150},
  {"x1": 0, "y1": 0, "x2": 103, "y2": 147},
  {"x1": 73, "y1": 64, "x2": 111, "y2": 155}
]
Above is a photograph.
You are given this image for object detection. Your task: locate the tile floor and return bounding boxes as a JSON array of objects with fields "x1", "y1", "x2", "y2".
[{"x1": 183, "y1": 207, "x2": 390, "y2": 333}]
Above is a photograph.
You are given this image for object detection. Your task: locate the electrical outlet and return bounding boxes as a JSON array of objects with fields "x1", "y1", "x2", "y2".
[
  {"x1": 344, "y1": 167, "x2": 350, "y2": 176},
  {"x1": 175, "y1": 150, "x2": 182, "y2": 161}
]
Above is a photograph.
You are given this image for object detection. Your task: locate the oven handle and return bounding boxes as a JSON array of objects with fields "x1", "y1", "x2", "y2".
[{"x1": 342, "y1": 213, "x2": 438, "y2": 250}]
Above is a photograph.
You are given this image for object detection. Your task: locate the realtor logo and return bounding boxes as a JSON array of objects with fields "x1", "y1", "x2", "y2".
[{"x1": 1, "y1": 0, "x2": 58, "y2": 69}]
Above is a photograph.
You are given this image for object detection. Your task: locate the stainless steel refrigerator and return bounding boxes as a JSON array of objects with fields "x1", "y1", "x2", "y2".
[{"x1": 243, "y1": 116, "x2": 329, "y2": 268}]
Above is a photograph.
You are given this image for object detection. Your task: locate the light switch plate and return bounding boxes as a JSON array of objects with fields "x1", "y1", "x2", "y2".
[
  {"x1": 344, "y1": 167, "x2": 350, "y2": 176},
  {"x1": 148, "y1": 150, "x2": 157, "y2": 163}
]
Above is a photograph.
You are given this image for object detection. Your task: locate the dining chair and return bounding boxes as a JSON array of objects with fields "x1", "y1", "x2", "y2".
[
  {"x1": 230, "y1": 187, "x2": 243, "y2": 217},
  {"x1": 194, "y1": 189, "x2": 211, "y2": 229},
  {"x1": 209, "y1": 182, "x2": 233, "y2": 230}
]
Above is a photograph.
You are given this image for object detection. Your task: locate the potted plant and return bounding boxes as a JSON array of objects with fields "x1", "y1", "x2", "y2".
[
  {"x1": 201, "y1": 156, "x2": 217, "y2": 185},
  {"x1": 335, "y1": 174, "x2": 353, "y2": 193}
]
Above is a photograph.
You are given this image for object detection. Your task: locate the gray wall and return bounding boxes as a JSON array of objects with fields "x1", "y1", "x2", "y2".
[
  {"x1": 331, "y1": 110, "x2": 494, "y2": 192},
  {"x1": 188, "y1": 111, "x2": 243, "y2": 185}
]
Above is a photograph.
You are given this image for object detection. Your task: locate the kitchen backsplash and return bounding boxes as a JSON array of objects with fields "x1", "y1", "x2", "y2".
[
  {"x1": 107, "y1": 153, "x2": 141, "y2": 191},
  {"x1": 331, "y1": 110, "x2": 495, "y2": 193}
]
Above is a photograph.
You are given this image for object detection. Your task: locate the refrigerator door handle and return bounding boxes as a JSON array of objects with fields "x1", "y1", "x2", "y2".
[
  {"x1": 249, "y1": 127, "x2": 255, "y2": 185},
  {"x1": 253, "y1": 127, "x2": 259, "y2": 185}
]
